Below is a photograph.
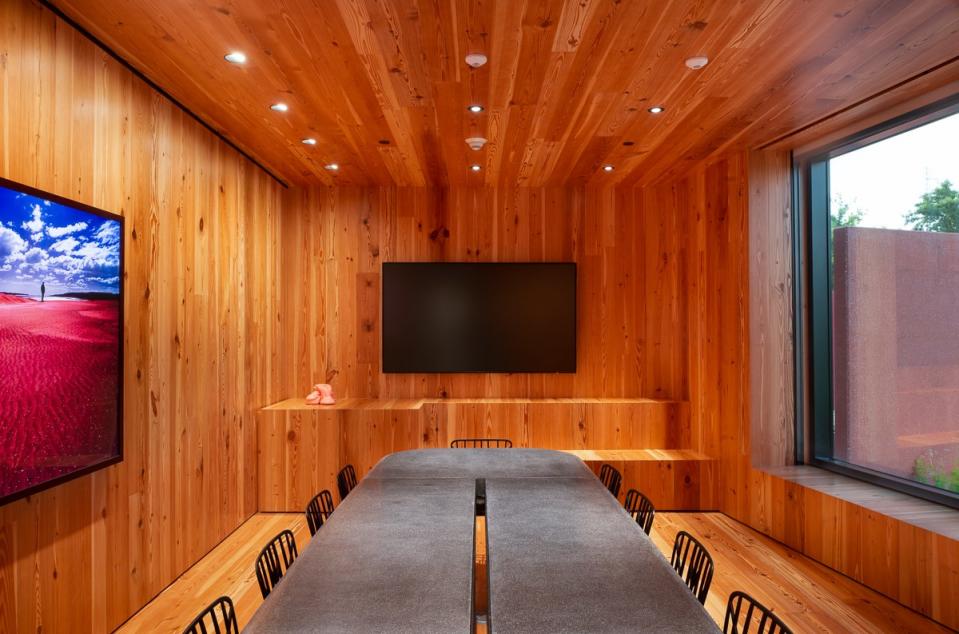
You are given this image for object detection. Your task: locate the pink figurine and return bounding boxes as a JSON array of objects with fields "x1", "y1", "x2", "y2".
[{"x1": 305, "y1": 383, "x2": 336, "y2": 406}]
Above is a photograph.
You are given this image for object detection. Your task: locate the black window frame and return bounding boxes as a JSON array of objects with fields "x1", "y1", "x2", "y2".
[{"x1": 798, "y1": 94, "x2": 959, "y2": 510}]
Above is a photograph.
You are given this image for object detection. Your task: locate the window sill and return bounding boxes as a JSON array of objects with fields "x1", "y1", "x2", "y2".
[{"x1": 760, "y1": 465, "x2": 959, "y2": 541}]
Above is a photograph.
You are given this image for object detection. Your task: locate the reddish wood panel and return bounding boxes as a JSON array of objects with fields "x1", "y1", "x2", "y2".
[
  {"x1": 50, "y1": 0, "x2": 959, "y2": 187},
  {"x1": 0, "y1": 2, "x2": 283, "y2": 632}
]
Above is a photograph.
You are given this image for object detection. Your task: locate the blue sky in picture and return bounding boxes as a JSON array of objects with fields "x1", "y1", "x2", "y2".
[{"x1": 0, "y1": 184, "x2": 120, "y2": 297}]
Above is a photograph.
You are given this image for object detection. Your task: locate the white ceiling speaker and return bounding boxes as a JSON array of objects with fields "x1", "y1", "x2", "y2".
[
  {"x1": 465, "y1": 53, "x2": 488, "y2": 68},
  {"x1": 465, "y1": 137, "x2": 488, "y2": 151},
  {"x1": 685, "y1": 56, "x2": 709, "y2": 70}
]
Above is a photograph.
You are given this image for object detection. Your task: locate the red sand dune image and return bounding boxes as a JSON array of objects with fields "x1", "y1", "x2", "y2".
[{"x1": 0, "y1": 292, "x2": 120, "y2": 499}]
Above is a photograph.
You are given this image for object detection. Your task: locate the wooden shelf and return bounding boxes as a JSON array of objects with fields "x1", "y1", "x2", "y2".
[
  {"x1": 562, "y1": 449, "x2": 713, "y2": 462},
  {"x1": 262, "y1": 396, "x2": 685, "y2": 412}
]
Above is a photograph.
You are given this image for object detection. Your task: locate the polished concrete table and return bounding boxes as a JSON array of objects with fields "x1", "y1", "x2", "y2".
[{"x1": 244, "y1": 449, "x2": 717, "y2": 633}]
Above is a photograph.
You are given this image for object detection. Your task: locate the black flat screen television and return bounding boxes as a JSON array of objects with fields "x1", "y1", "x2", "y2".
[
  {"x1": 382, "y1": 262, "x2": 576, "y2": 373},
  {"x1": 0, "y1": 177, "x2": 123, "y2": 506}
]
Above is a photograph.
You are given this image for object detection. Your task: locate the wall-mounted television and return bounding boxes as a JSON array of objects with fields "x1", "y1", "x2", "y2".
[
  {"x1": 382, "y1": 262, "x2": 576, "y2": 373},
  {"x1": 0, "y1": 177, "x2": 123, "y2": 506}
]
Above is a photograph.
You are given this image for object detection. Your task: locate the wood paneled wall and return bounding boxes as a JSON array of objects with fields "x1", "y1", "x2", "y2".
[
  {"x1": 692, "y1": 145, "x2": 959, "y2": 629},
  {"x1": 278, "y1": 185, "x2": 690, "y2": 401},
  {"x1": 647, "y1": 154, "x2": 752, "y2": 511},
  {"x1": 0, "y1": 1, "x2": 282, "y2": 631},
  {"x1": 747, "y1": 150, "x2": 796, "y2": 469}
]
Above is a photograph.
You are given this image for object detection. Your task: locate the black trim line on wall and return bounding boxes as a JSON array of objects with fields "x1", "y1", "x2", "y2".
[{"x1": 39, "y1": 0, "x2": 290, "y2": 189}]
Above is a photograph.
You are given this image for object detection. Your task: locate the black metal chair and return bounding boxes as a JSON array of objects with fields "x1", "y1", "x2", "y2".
[
  {"x1": 305, "y1": 489, "x2": 335, "y2": 536},
  {"x1": 182, "y1": 595, "x2": 238, "y2": 634},
  {"x1": 255, "y1": 529, "x2": 299, "y2": 599},
  {"x1": 670, "y1": 530, "x2": 714, "y2": 604},
  {"x1": 623, "y1": 488, "x2": 656, "y2": 535},
  {"x1": 337, "y1": 464, "x2": 358, "y2": 501},
  {"x1": 723, "y1": 591, "x2": 793, "y2": 634},
  {"x1": 450, "y1": 438, "x2": 513, "y2": 448},
  {"x1": 598, "y1": 463, "x2": 622, "y2": 498}
]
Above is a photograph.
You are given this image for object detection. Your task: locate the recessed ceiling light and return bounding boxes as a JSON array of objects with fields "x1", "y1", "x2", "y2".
[
  {"x1": 602, "y1": 164, "x2": 614, "y2": 172},
  {"x1": 685, "y1": 56, "x2": 709, "y2": 70},
  {"x1": 470, "y1": 164, "x2": 482, "y2": 172},
  {"x1": 468, "y1": 104, "x2": 484, "y2": 113},
  {"x1": 224, "y1": 51, "x2": 247, "y2": 64},
  {"x1": 648, "y1": 106, "x2": 664, "y2": 114},
  {"x1": 302, "y1": 138, "x2": 317, "y2": 145},
  {"x1": 325, "y1": 163, "x2": 339, "y2": 171},
  {"x1": 271, "y1": 103, "x2": 289, "y2": 112}
]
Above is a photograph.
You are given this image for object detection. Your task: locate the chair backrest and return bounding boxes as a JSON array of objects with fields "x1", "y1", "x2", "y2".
[
  {"x1": 337, "y1": 464, "x2": 358, "y2": 501},
  {"x1": 450, "y1": 438, "x2": 513, "y2": 448},
  {"x1": 182, "y1": 596, "x2": 238, "y2": 634},
  {"x1": 723, "y1": 591, "x2": 793, "y2": 634},
  {"x1": 670, "y1": 530, "x2": 714, "y2": 604},
  {"x1": 623, "y1": 488, "x2": 656, "y2": 535},
  {"x1": 255, "y1": 529, "x2": 299, "y2": 599},
  {"x1": 305, "y1": 489, "x2": 335, "y2": 536},
  {"x1": 598, "y1": 463, "x2": 622, "y2": 498}
]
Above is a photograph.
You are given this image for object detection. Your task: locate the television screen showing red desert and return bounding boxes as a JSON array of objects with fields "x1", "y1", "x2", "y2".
[{"x1": 0, "y1": 181, "x2": 121, "y2": 502}]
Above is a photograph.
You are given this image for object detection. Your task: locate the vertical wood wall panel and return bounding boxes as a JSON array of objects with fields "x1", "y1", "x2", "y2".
[
  {"x1": 0, "y1": 1, "x2": 282, "y2": 631},
  {"x1": 278, "y1": 185, "x2": 691, "y2": 401}
]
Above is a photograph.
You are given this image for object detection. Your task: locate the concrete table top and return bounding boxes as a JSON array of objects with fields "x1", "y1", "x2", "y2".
[
  {"x1": 485, "y1": 477, "x2": 718, "y2": 633},
  {"x1": 244, "y1": 449, "x2": 718, "y2": 633},
  {"x1": 243, "y1": 477, "x2": 476, "y2": 633}
]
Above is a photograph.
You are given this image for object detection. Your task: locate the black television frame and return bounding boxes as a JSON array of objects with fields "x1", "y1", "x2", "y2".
[
  {"x1": 0, "y1": 176, "x2": 124, "y2": 507},
  {"x1": 381, "y1": 261, "x2": 578, "y2": 374}
]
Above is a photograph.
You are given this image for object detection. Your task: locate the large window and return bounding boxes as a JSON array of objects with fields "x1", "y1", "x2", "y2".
[{"x1": 804, "y1": 99, "x2": 959, "y2": 507}]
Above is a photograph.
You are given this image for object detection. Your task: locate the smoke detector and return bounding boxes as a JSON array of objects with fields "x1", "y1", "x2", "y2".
[
  {"x1": 465, "y1": 53, "x2": 488, "y2": 68},
  {"x1": 465, "y1": 137, "x2": 488, "y2": 151},
  {"x1": 685, "y1": 56, "x2": 709, "y2": 70}
]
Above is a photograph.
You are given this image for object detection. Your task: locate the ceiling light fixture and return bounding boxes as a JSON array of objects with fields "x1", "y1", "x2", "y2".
[
  {"x1": 302, "y1": 138, "x2": 317, "y2": 145},
  {"x1": 271, "y1": 103, "x2": 289, "y2": 112},
  {"x1": 685, "y1": 56, "x2": 709, "y2": 70},
  {"x1": 470, "y1": 164, "x2": 482, "y2": 172},
  {"x1": 465, "y1": 137, "x2": 488, "y2": 151},
  {"x1": 465, "y1": 53, "x2": 488, "y2": 68},
  {"x1": 325, "y1": 163, "x2": 339, "y2": 171},
  {"x1": 602, "y1": 165, "x2": 614, "y2": 172},
  {"x1": 648, "y1": 106, "x2": 664, "y2": 114},
  {"x1": 468, "y1": 104, "x2": 484, "y2": 113},
  {"x1": 224, "y1": 51, "x2": 247, "y2": 64}
]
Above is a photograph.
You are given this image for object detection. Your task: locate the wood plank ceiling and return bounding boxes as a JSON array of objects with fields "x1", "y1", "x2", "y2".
[{"x1": 52, "y1": 0, "x2": 959, "y2": 187}]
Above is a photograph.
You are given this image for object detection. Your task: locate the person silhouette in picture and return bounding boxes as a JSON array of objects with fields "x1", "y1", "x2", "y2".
[{"x1": 41, "y1": 281, "x2": 46, "y2": 302}]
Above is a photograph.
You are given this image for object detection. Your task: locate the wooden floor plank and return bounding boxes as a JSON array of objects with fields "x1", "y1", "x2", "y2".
[{"x1": 117, "y1": 512, "x2": 951, "y2": 633}]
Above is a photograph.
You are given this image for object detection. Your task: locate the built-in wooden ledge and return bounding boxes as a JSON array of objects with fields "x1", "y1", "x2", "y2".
[
  {"x1": 257, "y1": 396, "x2": 702, "y2": 512},
  {"x1": 562, "y1": 449, "x2": 712, "y2": 462},
  {"x1": 262, "y1": 396, "x2": 680, "y2": 412},
  {"x1": 567, "y1": 449, "x2": 718, "y2": 511},
  {"x1": 761, "y1": 465, "x2": 959, "y2": 540}
]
